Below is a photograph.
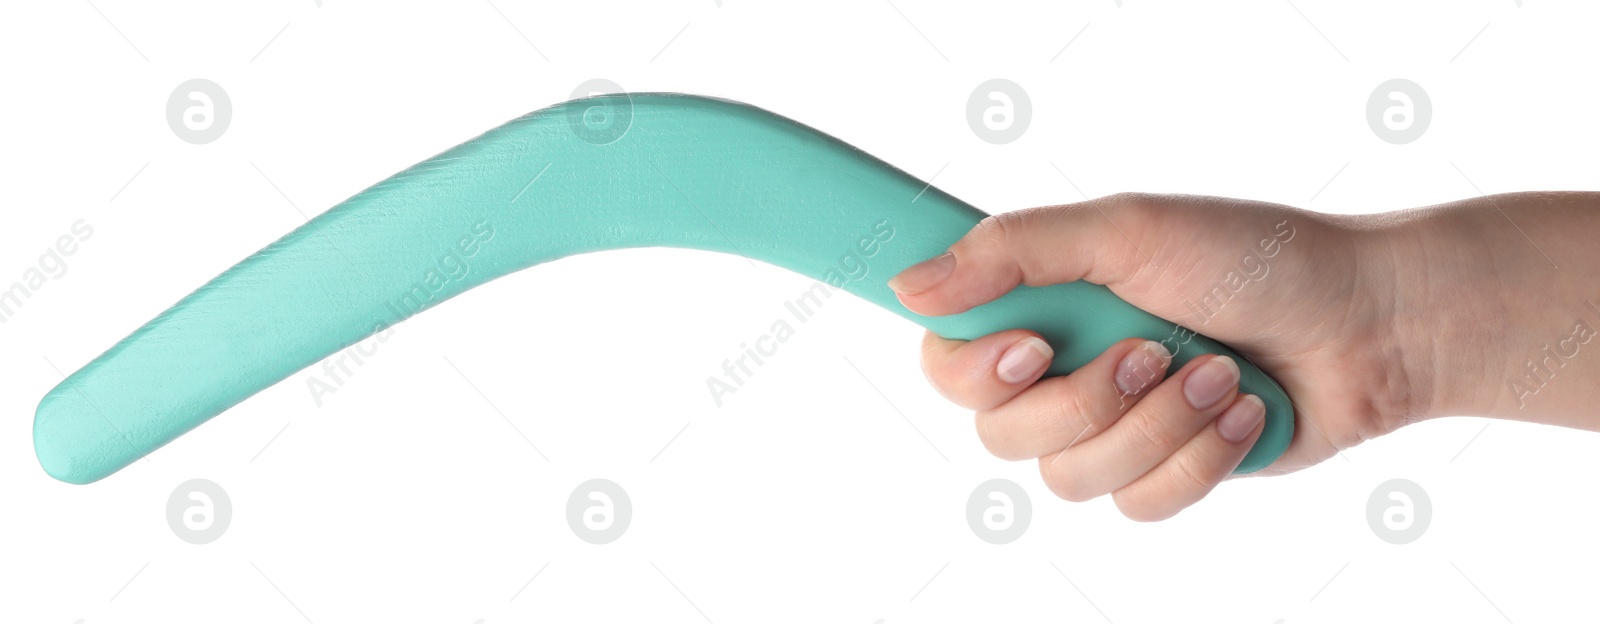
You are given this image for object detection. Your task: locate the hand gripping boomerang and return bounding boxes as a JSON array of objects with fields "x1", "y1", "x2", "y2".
[{"x1": 34, "y1": 93, "x2": 1294, "y2": 484}]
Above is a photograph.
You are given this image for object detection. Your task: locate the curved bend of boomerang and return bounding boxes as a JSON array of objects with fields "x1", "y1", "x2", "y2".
[{"x1": 35, "y1": 93, "x2": 1294, "y2": 484}]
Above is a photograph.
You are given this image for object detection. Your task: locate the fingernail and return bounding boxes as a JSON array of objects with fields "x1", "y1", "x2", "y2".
[
  {"x1": 1115, "y1": 340, "x2": 1172, "y2": 396},
  {"x1": 1183, "y1": 356, "x2": 1239, "y2": 410},
  {"x1": 1217, "y1": 394, "x2": 1266, "y2": 443},
  {"x1": 888, "y1": 251, "x2": 956, "y2": 295},
  {"x1": 997, "y1": 336, "x2": 1053, "y2": 384}
]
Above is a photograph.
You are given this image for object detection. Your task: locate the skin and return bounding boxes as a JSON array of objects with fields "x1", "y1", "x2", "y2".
[{"x1": 888, "y1": 191, "x2": 1600, "y2": 521}]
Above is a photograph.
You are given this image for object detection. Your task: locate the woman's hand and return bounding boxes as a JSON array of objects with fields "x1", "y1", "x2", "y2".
[{"x1": 889, "y1": 191, "x2": 1600, "y2": 521}]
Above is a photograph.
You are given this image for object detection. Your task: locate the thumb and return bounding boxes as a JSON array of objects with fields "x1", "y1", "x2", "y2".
[{"x1": 889, "y1": 193, "x2": 1157, "y2": 317}]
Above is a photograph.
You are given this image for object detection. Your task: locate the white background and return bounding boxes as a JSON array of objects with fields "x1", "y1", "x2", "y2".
[{"x1": 3, "y1": 1, "x2": 1599, "y2": 622}]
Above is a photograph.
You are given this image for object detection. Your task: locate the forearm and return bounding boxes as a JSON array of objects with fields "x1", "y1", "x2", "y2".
[{"x1": 1374, "y1": 191, "x2": 1600, "y2": 430}]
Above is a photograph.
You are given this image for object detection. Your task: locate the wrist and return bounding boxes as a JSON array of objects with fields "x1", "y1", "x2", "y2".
[
  {"x1": 1350, "y1": 204, "x2": 1502, "y2": 429},
  {"x1": 1362, "y1": 193, "x2": 1600, "y2": 429}
]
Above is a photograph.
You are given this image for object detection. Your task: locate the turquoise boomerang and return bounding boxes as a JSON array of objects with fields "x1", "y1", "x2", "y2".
[{"x1": 34, "y1": 93, "x2": 1294, "y2": 484}]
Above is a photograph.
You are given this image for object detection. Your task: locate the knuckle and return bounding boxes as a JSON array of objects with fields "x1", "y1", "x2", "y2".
[
  {"x1": 973, "y1": 412, "x2": 1016, "y2": 460},
  {"x1": 918, "y1": 341, "x2": 979, "y2": 405},
  {"x1": 973, "y1": 210, "x2": 1031, "y2": 260},
  {"x1": 995, "y1": 207, "x2": 1065, "y2": 286},
  {"x1": 919, "y1": 361, "x2": 963, "y2": 404},
  {"x1": 920, "y1": 356, "x2": 963, "y2": 398},
  {"x1": 1167, "y1": 450, "x2": 1218, "y2": 496},
  {"x1": 1101, "y1": 191, "x2": 1143, "y2": 206},
  {"x1": 917, "y1": 345, "x2": 946, "y2": 386},
  {"x1": 1039, "y1": 457, "x2": 1097, "y2": 503},
  {"x1": 971, "y1": 213, "x2": 1016, "y2": 246},
  {"x1": 1042, "y1": 381, "x2": 1101, "y2": 443},
  {"x1": 1112, "y1": 490, "x2": 1176, "y2": 523},
  {"x1": 1103, "y1": 191, "x2": 1164, "y2": 210},
  {"x1": 1127, "y1": 409, "x2": 1177, "y2": 451},
  {"x1": 1081, "y1": 194, "x2": 1164, "y2": 282},
  {"x1": 1099, "y1": 191, "x2": 1162, "y2": 225}
]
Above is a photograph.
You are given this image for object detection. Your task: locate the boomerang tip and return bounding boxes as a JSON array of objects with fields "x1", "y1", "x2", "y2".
[{"x1": 35, "y1": 387, "x2": 130, "y2": 485}]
